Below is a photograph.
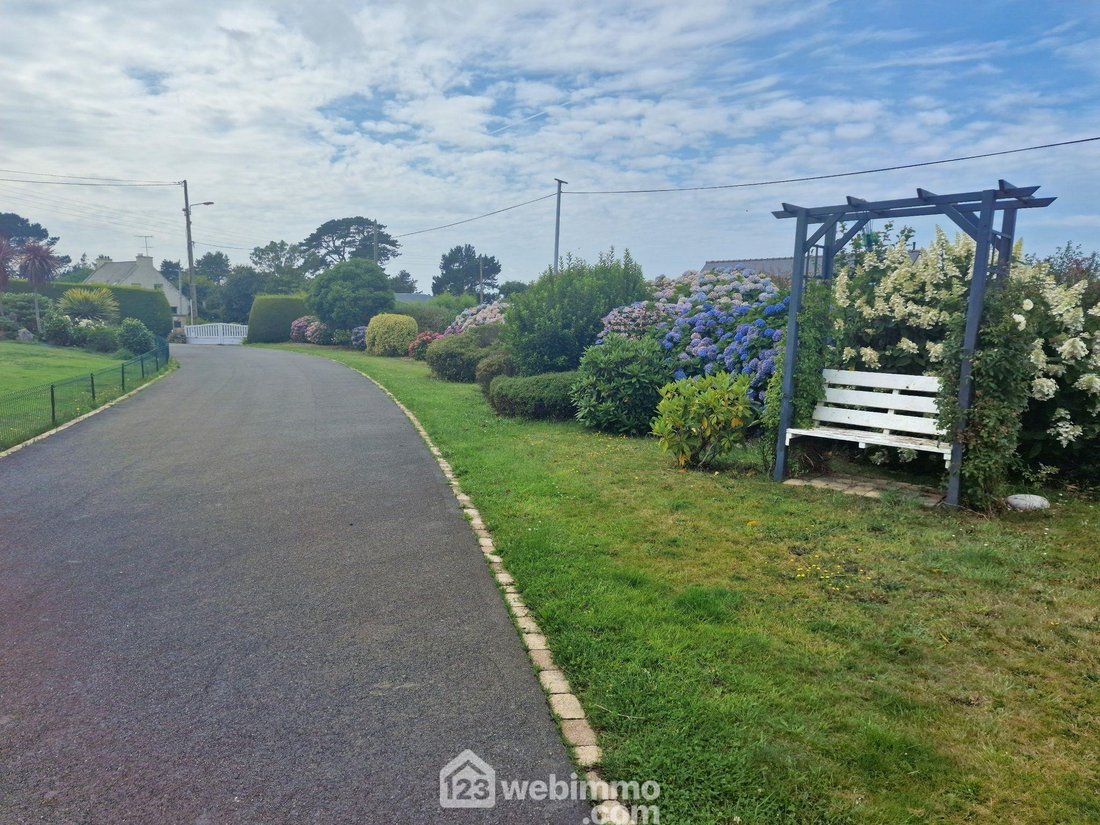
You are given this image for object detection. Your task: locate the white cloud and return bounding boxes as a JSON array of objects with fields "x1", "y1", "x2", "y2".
[{"x1": 0, "y1": 0, "x2": 1096, "y2": 290}]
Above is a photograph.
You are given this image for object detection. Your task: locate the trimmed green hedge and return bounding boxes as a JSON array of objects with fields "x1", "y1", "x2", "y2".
[
  {"x1": 5, "y1": 278, "x2": 173, "y2": 335},
  {"x1": 489, "y1": 371, "x2": 578, "y2": 420},
  {"x1": 246, "y1": 294, "x2": 308, "y2": 343}
]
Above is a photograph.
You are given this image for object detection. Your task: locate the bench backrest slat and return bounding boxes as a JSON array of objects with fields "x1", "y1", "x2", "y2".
[
  {"x1": 814, "y1": 405, "x2": 945, "y2": 436},
  {"x1": 822, "y1": 368, "x2": 940, "y2": 394},
  {"x1": 824, "y1": 387, "x2": 939, "y2": 414}
]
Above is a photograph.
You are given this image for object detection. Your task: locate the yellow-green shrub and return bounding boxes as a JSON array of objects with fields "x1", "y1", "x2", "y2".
[{"x1": 365, "y1": 313, "x2": 418, "y2": 356}]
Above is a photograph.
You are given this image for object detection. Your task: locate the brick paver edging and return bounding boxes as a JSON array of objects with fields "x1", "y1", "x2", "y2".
[
  {"x1": 349, "y1": 366, "x2": 636, "y2": 824},
  {"x1": 0, "y1": 365, "x2": 176, "y2": 464}
]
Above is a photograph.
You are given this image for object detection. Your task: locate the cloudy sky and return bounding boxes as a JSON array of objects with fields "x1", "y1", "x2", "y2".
[{"x1": 2, "y1": 0, "x2": 1099, "y2": 290}]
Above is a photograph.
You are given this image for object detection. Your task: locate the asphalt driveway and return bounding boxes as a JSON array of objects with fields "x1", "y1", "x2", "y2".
[{"x1": 0, "y1": 346, "x2": 586, "y2": 824}]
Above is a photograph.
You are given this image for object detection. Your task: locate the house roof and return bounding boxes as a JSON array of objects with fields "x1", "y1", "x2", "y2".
[
  {"x1": 85, "y1": 260, "x2": 144, "y2": 284},
  {"x1": 395, "y1": 292, "x2": 432, "y2": 303}
]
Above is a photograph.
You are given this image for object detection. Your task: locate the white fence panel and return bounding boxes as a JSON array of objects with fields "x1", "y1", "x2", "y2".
[{"x1": 184, "y1": 323, "x2": 248, "y2": 345}]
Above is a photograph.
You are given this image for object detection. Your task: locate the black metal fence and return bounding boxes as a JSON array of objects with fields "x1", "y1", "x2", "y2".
[{"x1": 0, "y1": 338, "x2": 172, "y2": 451}]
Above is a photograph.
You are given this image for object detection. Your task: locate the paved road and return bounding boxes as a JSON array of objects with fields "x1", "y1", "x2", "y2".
[{"x1": 0, "y1": 346, "x2": 587, "y2": 824}]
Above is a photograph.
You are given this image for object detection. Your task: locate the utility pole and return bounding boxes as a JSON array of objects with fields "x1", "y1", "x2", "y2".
[
  {"x1": 373, "y1": 223, "x2": 379, "y2": 264},
  {"x1": 181, "y1": 181, "x2": 214, "y2": 326},
  {"x1": 182, "y1": 180, "x2": 196, "y2": 326},
  {"x1": 553, "y1": 178, "x2": 567, "y2": 275},
  {"x1": 478, "y1": 256, "x2": 483, "y2": 304}
]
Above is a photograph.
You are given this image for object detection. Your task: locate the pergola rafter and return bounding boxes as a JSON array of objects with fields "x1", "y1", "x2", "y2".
[{"x1": 771, "y1": 181, "x2": 1055, "y2": 506}]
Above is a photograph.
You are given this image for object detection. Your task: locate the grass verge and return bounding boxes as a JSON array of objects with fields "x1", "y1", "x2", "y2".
[
  {"x1": 0, "y1": 340, "x2": 121, "y2": 392},
  {"x1": 270, "y1": 344, "x2": 1099, "y2": 825}
]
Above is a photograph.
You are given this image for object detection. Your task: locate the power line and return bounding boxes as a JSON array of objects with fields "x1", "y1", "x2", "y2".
[
  {"x1": 0, "y1": 168, "x2": 178, "y2": 184},
  {"x1": 0, "y1": 177, "x2": 178, "y2": 187},
  {"x1": 566, "y1": 135, "x2": 1100, "y2": 195},
  {"x1": 395, "y1": 193, "x2": 556, "y2": 238}
]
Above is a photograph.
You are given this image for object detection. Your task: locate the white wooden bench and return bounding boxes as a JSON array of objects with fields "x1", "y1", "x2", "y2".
[{"x1": 785, "y1": 369, "x2": 951, "y2": 465}]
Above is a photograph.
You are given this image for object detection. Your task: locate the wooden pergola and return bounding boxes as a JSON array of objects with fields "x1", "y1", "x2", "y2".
[{"x1": 771, "y1": 181, "x2": 1055, "y2": 506}]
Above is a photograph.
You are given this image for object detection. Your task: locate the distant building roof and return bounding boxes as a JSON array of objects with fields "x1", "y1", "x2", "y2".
[
  {"x1": 702, "y1": 248, "x2": 917, "y2": 282},
  {"x1": 395, "y1": 292, "x2": 432, "y2": 303}
]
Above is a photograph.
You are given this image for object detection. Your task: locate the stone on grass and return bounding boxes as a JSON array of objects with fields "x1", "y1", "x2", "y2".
[
  {"x1": 16, "y1": 329, "x2": 34, "y2": 342},
  {"x1": 1006, "y1": 493, "x2": 1050, "y2": 511}
]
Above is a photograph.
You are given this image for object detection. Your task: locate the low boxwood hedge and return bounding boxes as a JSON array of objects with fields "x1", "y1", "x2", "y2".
[{"x1": 488, "y1": 371, "x2": 578, "y2": 420}]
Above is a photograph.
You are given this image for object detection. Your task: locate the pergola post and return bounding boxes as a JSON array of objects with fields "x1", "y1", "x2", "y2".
[
  {"x1": 945, "y1": 190, "x2": 997, "y2": 507},
  {"x1": 772, "y1": 208, "x2": 809, "y2": 481}
]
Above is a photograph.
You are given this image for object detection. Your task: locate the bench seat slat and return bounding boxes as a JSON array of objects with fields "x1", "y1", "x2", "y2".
[
  {"x1": 822, "y1": 368, "x2": 940, "y2": 393},
  {"x1": 813, "y1": 405, "x2": 944, "y2": 436},
  {"x1": 823, "y1": 387, "x2": 939, "y2": 414},
  {"x1": 786, "y1": 426, "x2": 951, "y2": 454}
]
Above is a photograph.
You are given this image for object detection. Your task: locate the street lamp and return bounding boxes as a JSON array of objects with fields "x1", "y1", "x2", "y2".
[{"x1": 181, "y1": 178, "x2": 214, "y2": 325}]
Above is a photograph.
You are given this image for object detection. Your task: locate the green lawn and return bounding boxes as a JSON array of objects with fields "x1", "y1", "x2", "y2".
[
  {"x1": 0, "y1": 340, "x2": 119, "y2": 392},
  {"x1": 271, "y1": 344, "x2": 1100, "y2": 825}
]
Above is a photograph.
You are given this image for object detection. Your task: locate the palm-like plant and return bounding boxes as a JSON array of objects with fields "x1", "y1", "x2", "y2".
[
  {"x1": 18, "y1": 240, "x2": 60, "y2": 333},
  {"x1": 57, "y1": 287, "x2": 120, "y2": 324},
  {"x1": 0, "y1": 237, "x2": 17, "y2": 316}
]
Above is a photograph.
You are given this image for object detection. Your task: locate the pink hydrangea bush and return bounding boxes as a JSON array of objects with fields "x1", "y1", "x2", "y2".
[
  {"x1": 290, "y1": 315, "x2": 317, "y2": 342},
  {"x1": 444, "y1": 301, "x2": 508, "y2": 336}
]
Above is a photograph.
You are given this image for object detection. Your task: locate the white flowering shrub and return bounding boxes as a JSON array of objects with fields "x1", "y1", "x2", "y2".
[{"x1": 832, "y1": 227, "x2": 1100, "y2": 490}]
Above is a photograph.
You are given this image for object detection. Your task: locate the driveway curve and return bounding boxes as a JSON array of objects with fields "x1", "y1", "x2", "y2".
[{"x1": 0, "y1": 345, "x2": 586, "y2": 824}]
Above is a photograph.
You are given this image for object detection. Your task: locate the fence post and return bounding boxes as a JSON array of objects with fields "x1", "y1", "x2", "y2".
[
  {"x1": 121, "y1": 363, "x2": 126, "y2": 393},
  {"x1": 50, "y1": 384, "x2": 57, "y2": 426},
  {"x1": 140, "y1": 354, "x2": 146, "y2": 379},
  {"x1": 90, "y1": 372, "x2": 96, "y2": 403},
  {"x1": 154, "y1": 350, "x2": 159, "y2": 371}
]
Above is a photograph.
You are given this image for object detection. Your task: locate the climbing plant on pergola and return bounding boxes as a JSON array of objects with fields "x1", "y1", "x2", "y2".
[{"x1": 771, "y1": 181, "x2": 1055, "y2": 507}]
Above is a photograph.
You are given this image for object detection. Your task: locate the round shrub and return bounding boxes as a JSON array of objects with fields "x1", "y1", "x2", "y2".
[
  {"x1": 572, "y1": 335, "x2": 671, "y2": 435},
  {"x1": 117, "y1": 318, "x2": 154, "y2": 354},
  {"x1": 82, "y1": 325, "x2": 120, "y2": 353},
  {"x1": 290, "y1": 315, "x2": 317, "y2": 342},
  {"x1": 42, "y1": 313, "x2": 74, "y2": 346},
  {"x1": 365, "y1": 313, "x2": 418, "y2": 356},
  {"x1": 489, "y1": 371, "x2": 578, "y2": 420},
  {"x1": 408, "y1": 331, "x2": 443, "y2": 360},
  {"x1": 332, "y1": 328, "x2": 353, "y2": 346},
  {"x1": 308, "y1": 258, "x2": 394, "y2": 329},
  {"x1": 393, "y1": 303, "x2": 453, "y2": 333},
  {"x1": 652, "y1": 371, "x2": 754, "y2": 468},
  {"x1": 425, "y1": 332, "x2": 498, "y2": 382},
  {"x1": 476, "y1": 351, "x2": 517, "y2": 397}
]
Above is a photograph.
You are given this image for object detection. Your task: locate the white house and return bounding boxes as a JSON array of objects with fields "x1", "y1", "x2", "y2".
[{"x1": 84, "y1": 254, "x2": 191, "y2": 328}]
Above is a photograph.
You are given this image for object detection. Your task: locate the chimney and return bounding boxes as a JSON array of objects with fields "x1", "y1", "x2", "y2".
[{"x1": 94, "y1": 255, "x2": 111, "y2": 270}]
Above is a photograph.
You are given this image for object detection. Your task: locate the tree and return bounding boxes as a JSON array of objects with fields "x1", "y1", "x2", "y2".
[
  {"x1": 0, "y1": 237, "x2": 16, "y2": 315},
  {"x1": 0, "y1": 212, "x2": 50, "y2": 245},
  {"x1": 1045, "y1": 241, "x2": 1100, "y2": 285},
  {"x1": 250, "y1": 241, "x2": 307, "y2": 287},
  {"x1": 300, "y1": 217, "x2": 400, "y2": 271},
  {"x1": 213, "y1": 265, "x2": 273, "y2": 323},
  {"x1": 498, "y1": 280, "x2": 529, "y2": 298},
  {"x1": 18, "y1": 240, "x2": 62, "y2": 333},
  {"x1": 308, "y1": 258, "x2": 394, "y2": 329},
  {"x1": 196, "y1": 251, "x2": 232, "y2": 284},
  {"x1": 432, "y1": 244, "x2": 501, "y2": 299},
  {"x1": 389, "y1": 269, "x2": 418, "y2": 293},
  {"x1": 160, "y1": 259, "x2": 182, "y2": 285},
  {"x1": 59, "y1": 253, "x2": 95, "y2": 282}
]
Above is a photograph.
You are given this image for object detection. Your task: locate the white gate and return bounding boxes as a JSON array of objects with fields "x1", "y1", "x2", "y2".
[{"x1": 184, "y1": 323, "x2": 248, "y2": 345}]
